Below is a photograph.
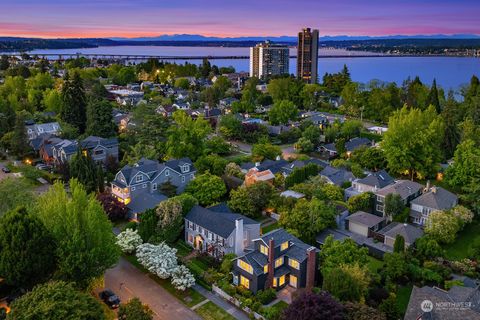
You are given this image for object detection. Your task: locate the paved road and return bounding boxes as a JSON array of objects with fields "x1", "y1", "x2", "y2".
[{"x1": 105, "y1": 257, "x2": 201, "y2": 320}]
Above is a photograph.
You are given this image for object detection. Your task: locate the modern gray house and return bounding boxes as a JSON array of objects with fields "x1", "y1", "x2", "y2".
[
  {"x1": 184, "y1": 204, "x2": 261, "y2": 258},
  {"x1": 410, "y1": 186, "x2": 458, "y2": 226},
  {"x1": 374, "y1": 180, "x2": 423, "y2": 217},
  {"x1": 25, "y1": 122, "x2": 61, "y2": 140},
  {"x1": 50, "y1": 136, "x2": 118, "y2": 165},
  {"x1": 111, "y1": 158, "x2": 196, "y2": 218},
  {"x1": 345, "y1": 170, "x2": 394, "y2": 199},
  {"x1": 232, "y1": 229, "x2": 318, "y2": 294}
]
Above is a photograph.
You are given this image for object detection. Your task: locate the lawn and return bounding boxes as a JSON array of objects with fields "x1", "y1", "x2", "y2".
[
  {"x1": 366, "y1": 256, "x2": 384, "y2": 274},
  {"x1": 262, "y1": 221, "x2": 279, "y2": 234},
  {"x1": 396, "y1": 285, "x2": 413, "y2": 316},
  {"x1": 195, "y1": 301, "x2": 236, "y2": 320},
  {"x1": 261, "y1": 300, "x2": 289, "y2": 318},
  {"x1": 443, "y1": 220, "x2": 480, "y2": 261},
  {"x1": 173, "y1": 240, "x2": 194, "y2": 258}
]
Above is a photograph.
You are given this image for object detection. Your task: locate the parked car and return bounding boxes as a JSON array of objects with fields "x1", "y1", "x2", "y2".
[
  {"x1": 35, "y1": 164, "x2": 51, "y2": 171},
  {"x1": 1, "y1": 167, "x2": 10, "y2": 173},
  {"x1": 99, "y1": 289, "x2": 120, "y2": 309}
]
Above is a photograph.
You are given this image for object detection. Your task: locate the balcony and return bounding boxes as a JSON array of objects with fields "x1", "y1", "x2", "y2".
[{"x1": 111, "y1": 184, "x2": 130, "y2": 204}]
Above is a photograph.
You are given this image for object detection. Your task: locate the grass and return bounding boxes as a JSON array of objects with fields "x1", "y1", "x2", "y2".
[
  {"x1": 366, "y1": 256, "x2": 384, "y2": 274},
  {"x1": 396, "y1": 285, "x2": 413, "y2": 316},
  {"x1": 261, "y1": 300, "x2": 289, "y2": 318},
  {"x1": 123, "y1": 254, "x2": 206, "y2": 308},
  {"x1": 443, "y1": 220, "x2": 480, "y2": 260},
  {"x1": 173, "y1": 240, "x2": 194, "y2": 258},
  {"x1": 195, "y1": 301, "x2": 236, "y2": 320},
  {"x1": 269, "y1": 300, "x2": 288, "y2": 311},
  {"x1": 262, "y1": 221, "x2": 279, "y2": 234}
]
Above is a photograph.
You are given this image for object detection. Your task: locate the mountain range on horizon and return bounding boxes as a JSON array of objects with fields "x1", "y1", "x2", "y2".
[{"x1": 109, "y1": 33, "x2": 480, "y2": 42}]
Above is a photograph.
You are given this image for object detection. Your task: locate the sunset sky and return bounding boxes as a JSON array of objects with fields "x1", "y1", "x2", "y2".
[{"x1": 0, "y1": 0, "x2": 479, "y2": 38}]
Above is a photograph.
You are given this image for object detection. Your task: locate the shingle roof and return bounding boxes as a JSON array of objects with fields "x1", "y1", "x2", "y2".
[
  {"x1": 410, "y1": 186, "x2": 458, "y2": 211},
  {"x1": 185, "y1": 205, "x2": 259, "y2": 239},
  {"x1": 345, "y1": 137, "x2": 371, "y2": 152},
  {"x1": 80, "y1": 136, "x2": 118, "y2": 149},
  {"x1": 346, "y1": 211, "x2": 385, "y2": 228},
  {"x1": 379, "y1": 222, "x2": 424, "y2": 244},
  {"x1": 126, "y1": 192, "x2": 167, "y2": 213},
  {"x1": 320, "y1": 166, "x2": 354, "y2": 186},
  {"x1": 357, "y1": 170, "x2": 394, "y2": 189},
  {"x1": 260, "y1": 228, "x2": 317, "y2": 261},
  {"x1": 375, "y1": 180, "x2": 423, "y2": 199}
]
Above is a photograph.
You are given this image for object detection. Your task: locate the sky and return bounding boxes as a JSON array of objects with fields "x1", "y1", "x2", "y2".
[{"x1": 0, "y1": 0, "x2": 479, "y2": 38}]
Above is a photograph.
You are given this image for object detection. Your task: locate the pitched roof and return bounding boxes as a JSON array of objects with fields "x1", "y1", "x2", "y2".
[
  {"x1": 379, "y1": 222, "x2": 424, "y2": 244},
  {"x1": 345, "y1": 137, "x2": 371, "y2": 152},
  {"x1": 260, "y1": 228, "x2": 317, "y2": 261},
  {"x1": 80, "y1": 136, "x2": 118, "y2": 149},
  {"x1": 320, "y1": 165, "x2": 354, "y2": 186},
  {"x1": 356, "y1": 170, "x2": 394, "y2": 189},
  {"x1": 126, "y1": 192, "x2": 167, "y2": 213},
  {"x1": 411, "y1": 186, "x2": 458, "y2": 210},
  {"x1": 375, "y1": 180, "x2": 423, "y2": 199},
  {"x1": 185, "y1": 205, "x2": 259, "y2": 238},
  {"x1": 346, "y1": 211, "x2": 385, "y2": 228}
]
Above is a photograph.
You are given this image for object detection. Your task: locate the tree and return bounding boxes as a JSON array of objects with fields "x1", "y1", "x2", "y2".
[
  {"x1": 185, "y1": 172, "x2": 226, "y2": 206},
  {"x1": 35, "y1": 180, "x2": 119, "y2": 289},
  {"x1": 116, "y1": 229, "x2": 143, "y2": 254},
  {"x1": 219, "y1": 114, "x2": 243, "y2": 139},
  {"x1": 445, "y1": 139, "x2": 480, "y2": 189},
  {"x1": 251, "y1": 140, "x2": 282, "y2": 161},
  {"x1": 393, "y1": 234, "x2": 405, "y2": 253},
  {"x1": 136, "y1": 243, "x2": 178, "y2": 279},
  {"x1": 11, "y1": 111, "x2": 30, "y2": 157},
  {"x1": 69, "y1": 150, "x2": 101, "y2": 194},
  {"x1": 194, "y1": 154, "x2": 228, "y2": 176},
  {"x1": 174, "y1": 78, "x2": 190, "y2": 90},
  {"x1": 138, "y1": 209, "x2": 159, "y2": 243},
  {"x1": 425, "y1": 210, "x2": 460, "y2": 244},
  {"x1": 268, "y1": 100, "x2": 298, "y2": 125},
  {"x1": 118, "y1": 298, "x2": 153, "y2": 320},
  {"x1": 165, "y1": 110, "x2": 211, "y2": 160},
  {"x1": 204, "y1": 136, "x2": 231, "y2": 155},
  {"x1": 378, "y1": 293, "x2": 401, "y2": 320},
  {"x1": 451, "y1": 205, "x2": 474, "y2": 229},
  {"x1": 347, "y1": 192, "x2": 374, "y2": 213},
  {"x1": 426, "y1": 79, "x2": 441, "y2": 113},
  {"x1": 320, "y1": 235, "x2": 368, "y2": 276},
  {"x1": 43, "y1": 89, "x2": 63, "y2": 113},
  {"x1": 171, "y1": 265, "x2": 196, "y2": 291},
  {"x1": 382, "y1": 105, "x2": 444, "y2": 180},
  {"x1": 384, "y1": 193, "x2": 405, "y2": 222},
  {"x1": 383, "y1": 252, "x2": 408, "y2": 280},
  {"x1": 96, "y1": 192, "x2": 128, "y2": 221},
  {"x1": 295, "y1": 137, "x2": 314, "y2": 153},
  {"x1": 344, "y1": 302, "x2": 386, "y2": 320},
  {"x1": 86, "y1": 99, "x2": 116, "y2": 138},
  {"x1": 224, "y1": 162, "x2": 243, "y2": 178},
  {"x1": 282, "y1": 291, "x2": 345, "y2": 320},
  {"x1": 155, "y1": 198, "x2": 184, "y2": 243},
  {"x1": 415, "y1": 237, "x2": 443, "y2": 260},
  {"x1": 0, "y1": 55, "x2": 9, "y2": 71},
  {"x1": 60, "y1": 71, "x2": 87, "y2": 133},
  {"x1": 351, "y1": 146, "x2": 387, "y2": 171},
  {"x1": 220, "y1": 253, "x2": 236, "y2": 274},
  {"x1": 0, "y1": 207, "x2": 56, "y2": 288},
  {"x1": 279, "y1": 198, "x2": 336, "y2": 243},
  {"x1": 323, "y1": 263, "x2": 370, "y2": 302},
  {"x1": 8, "y1": 281, "x2": 105, "y2": 320},
  {"x1": 441, "y1": 92, "x2": 462, "y2": 158},
  {"x1": 228, "y1": 182, "x2": 274, "y2": 218},
  {"x1": 0, "y1": 178, "x2": 35, "y2": 216}
]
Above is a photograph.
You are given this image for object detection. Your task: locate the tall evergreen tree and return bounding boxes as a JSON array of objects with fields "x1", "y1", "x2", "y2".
[
  {"x1": 60, "y1": 71, "x2": 87, "y2": 134},
  {"x1": 86, "y1": 99, "x2": 116, "y2": 138},
  {"x1": 441, "y1": 91, "x2": 462, "y2": 159},
  {"x1": 426, "y1": 79, "x2": 441, "y2": 113},
  {"x1": 69, "y1": 150, "x2": 99, "y2": 193},
  {"x1": 11, "y1": 111, "x2": 29, "y2": 156}
]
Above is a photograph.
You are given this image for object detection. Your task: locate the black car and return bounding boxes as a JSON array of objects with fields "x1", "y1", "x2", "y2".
[
  {"x1": 99, "y1": 289, "x2": 120, "y2": 309},
  {"x1": 1, "y1": 167, "x2": 10, "y2": 173}
]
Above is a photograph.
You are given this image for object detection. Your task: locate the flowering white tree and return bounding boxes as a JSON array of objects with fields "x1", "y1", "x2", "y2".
[
  {"x1": 136, "y1": 243, "x2": 178, "y2": 279},
  {"x1": 116, "y1": 228, "x2": 143, "y2": 254},
  {"x1": 451, "y1": 205, "x2": 474, "y2": 228},
  {"x1": 425, "y1": 210, "x2": 460, "y2": 244},
  {"x1": 171, "y1": 265, "x2": 196, "y2": 291}
]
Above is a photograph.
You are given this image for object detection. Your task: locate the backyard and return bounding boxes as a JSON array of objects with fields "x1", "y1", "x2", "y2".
[
  {"x1": 443, "y1": 220, "x2": 480, "y2": 261},
  {"x1": 396, "y1": 285, "x2": 413, "y2": 316}
]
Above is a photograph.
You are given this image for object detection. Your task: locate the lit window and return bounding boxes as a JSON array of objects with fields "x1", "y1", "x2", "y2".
[
  {"x1": 260, "y1": 244, "x2": 268, "y2": 255},
  {"x1": 281, "y1": 241, "x2": 289, "y2": 251},
  {"x1": 264, "y1": 265, "x2": 268, "y2": 274},
  {"x1": 275, "y1": 257, "x2": 283, "y2": 268},
  {"x1": 273, "y1": 278, "x2": 277, "y2": 287},
  {"x1": 279, "y1": 275, "x2": 285, "y2": 286},
  {"x1": 238, "y1": 260, "x2": 253, "y2": 274},
  {"x1": 288, "y1": 258, "x2": 300, "y2": 270},
  {"x1": 240, "y1": 275, "x2": 250, "y2": 289}
]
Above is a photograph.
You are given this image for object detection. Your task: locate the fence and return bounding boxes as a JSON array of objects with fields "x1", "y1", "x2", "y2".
[{"x1": 212, "y1": 284, "x2": 265, "y2": 320}]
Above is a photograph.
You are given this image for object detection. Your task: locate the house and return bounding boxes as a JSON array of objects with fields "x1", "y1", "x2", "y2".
[
  {"x1": 219, "y1": 97, "x2": 238, "y2": 108},
  {"x1": 367, "y1": 126, "x2": 388, "y2": 135},
  {"x1": 184, "y1": 204, "x2": 261, "y2": 258},
  {"x1": 232, "y1": 228, "x2": 318, "y2": 294},
  {"x1": 244, "y1": 168, "x2": 275, "y2": 186},
  {"x1": 345, "y1": 211, "x2": 386, "y2": 237},
  {"x1": 80, "y1": 136, "x2": 119, "y2": 164},
  {"x1": 319, "y1": 137, "x2": 372, "y2": 157},
  {"x1": 173, "y1": 101, "x2": 190, "y2": 110},
  {"x1": 374, "y1": 180, "x2": 423, "y2": 217},
  {"x1": 405, "y1": 284, "x2": 480, "y2": 320},
  {"x1": 410, "y1": 185, "x2": 458, "y2": 226},
  {"x1": 378, "y1": 222, "x2": 424, "y2": 248},
  {"x1": 320, "y1": 165, "x2": 355, "y2": 187},
  {"x1": 25, "y1": 122, "x2": 61, "y2": 140},
  {"x1": 51, "y1": 139, "x2": 78, "y2": 164},
  {"x1": 109, "y1": 89, "x2": 144, "y2": 106},
  {"x1": 111, "y1": 158, "x2": 196, "y2": 218},
  {"x1": 345, "y1": 170, "x2": 394, "y2": 199},
  {"x1": 156, "y1": 105, "x2": 176, "y2": 117}
]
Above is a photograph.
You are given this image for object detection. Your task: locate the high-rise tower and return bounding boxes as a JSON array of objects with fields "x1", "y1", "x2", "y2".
[
  {"x1": 249, "y1": 41, "x2": 289, "y2": 79},
  {"x1": 297, "y1": 28, "x2": 319, "y2": 84}
]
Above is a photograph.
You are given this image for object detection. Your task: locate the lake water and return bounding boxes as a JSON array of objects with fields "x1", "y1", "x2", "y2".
[{"x1": 22, "y1": 46, "x2": 480, "y2": 90}]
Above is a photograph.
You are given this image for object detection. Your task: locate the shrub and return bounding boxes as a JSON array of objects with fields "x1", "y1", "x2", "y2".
[
  {"x1": 116, "y1": 228, "x2": 143, "y2": 254},
  {"x1": 124, "y1": 221, "x2": 138, "y2": 231},
  {"x1": 236, "y1": 285, "x2": 253, "y2": 298},
  {"x1": 257, "y1": 288, "x2": 277, "y2": 305}
]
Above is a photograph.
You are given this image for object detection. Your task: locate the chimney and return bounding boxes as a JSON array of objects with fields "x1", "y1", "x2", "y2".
[
  {"x1": 266, "y1": 239, "x2": 275, "y2": 289},
  {"x1": 275, "y1": 155, "x2": 281, "y2": 161},
  {"x1": 425, "y1": 180, "x2": 431, "y2": 192},
  {"x1": 306, "y1": 247, "x2": 317, "y2": 292},
  {"x1": 431, "y1": 186, "x2": 437, "y2": 194},
  {"x1": 255, "y1": 162, "x2": 261, "y2": 167},
  {"x1": 234, "y1": 219, "x2": 244, "y2": 255}
]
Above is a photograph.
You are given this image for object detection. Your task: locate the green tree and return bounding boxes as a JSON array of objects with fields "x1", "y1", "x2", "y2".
[
  {"x1": 280, "y1": 197, "x2": 336, "y2": 243},
  {"x1": 415, "y1": 237, "x2": 443, "y2": 260},
  {"x1": 241, "y1": 77, "x2": 260, "y2": 108},
  {"x1": 138, "y1": 209, "x2": 159, "y2": 243},
  {"x1": 351, "y1": 146, "x2": 386, "y2": 171},
  {"x1": 268, "y1": 100, "x2": 298, "y2": 125},
  {"x1": 301, "y1": 84, "x2": 322, "y2": 109},
  {"x1": 383, "y1": 252, "x2": 407, "y2": 280},
  {"x1": 155, "y1": 198, "x2": 184, "y2": 243},
  {"x1": 60, "y1": 72, "x2": 87, "y2": 133},
  {"x1": 382, "y1": 105, "x2": 444, "y2": 180},
  {"x1": 185, "y1": 172, "x2": 226, "y2": 206},
  {"x1": 347, "y1": 192, "x2": 374, "y2": 213},
  {"x1": 228, "y1": 182, "x2": 274, "y2": 218},
  {"x1": 8, "y1": 281, "x2": 105, "y2": 320},
  {"x1": 113, "y1": 67, "x2": 137, "y2": 86},
  {"x1": 319, "y1": 235, "x2": 368, "y2": 276},
  {"x1": 11, "y1": 111, "x2": 30, "y2": 157},
  {"x1": 0, "y1": 207, "x2": 56, "y2": 288},
  {"x1": 425, "y1": 210, "x2": 460, "y2": 244},
  {"x1": 426, "y1": 79, "x2": 441, "y2": 113},
  {"x1": 445, "y1": 139, "x2": 480, "y2": 189},
  {"x1": 295, "y1": 137, "x2": 314, "y2": 153},
  {"x1": 219, "y1": 114, "x2": 243, "y2": 139},
  {"x1": 174, "y1": 78, "x2": 190, "y2": 90},
  {"x1": 251, "y1": 139, "x2": 282, "y2": 161},
  {"x1": 393, "y1": 234, "x2": 405, "y2": 253},
  {"x1": 323, "y1": 263, "x2": 370, "y2": 302},
  {"x1": 69, "y1": 150, "x2": 101, "y2": 194},
  {"x1": 118, "y1": 297, "x2": 153, "y2": 320},
  {"x1": 441, "y1": 92, "x2": 462, "y2": 158},
  {"x1": 42, "y1": 89, "x2": 63, "y2": 113},
  {"x1": 195, "y1": 154, "x2": 228, "y2": 176},
  {"x1": 35, "y1": 180, "x2": 119, "y2": 289},
  {"x1": 384, "y1": 193, "x2": 405, "y2": 222},
  {"x1": 86, "y1": 99, "x2": 116, "y2": 138}
]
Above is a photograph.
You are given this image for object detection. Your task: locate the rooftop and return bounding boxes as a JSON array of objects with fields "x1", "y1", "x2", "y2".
[
  {"x1": 346, "y1": 211, "x2": 385, "y2": 228},
  {"x1": 411, "y1": 186, "x2": 458, "y2": 211}
]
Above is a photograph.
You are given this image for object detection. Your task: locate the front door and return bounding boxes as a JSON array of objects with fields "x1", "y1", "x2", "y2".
[
  {"x1": 194, "y1": 235, "x2": 203, "y2": 251},
  {"x1": 290, "y1": 275, "x2": 297, "y2": 288}
]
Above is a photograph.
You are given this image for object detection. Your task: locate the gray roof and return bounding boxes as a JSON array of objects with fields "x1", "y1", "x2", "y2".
[
  {"x1": 260, "y1": 228, "x2": 317, "y2": 262},
  {"x1": 356, "y1": 170, "x2": 394, "y2": 189},
  {"x1": 375, "y1": 180, "x2": 423, "y2": 199},
  {"x1": 410, "y1": 186, "x2": 458, "y2": 211},
  {"x1": 378, "y1": 222, "x2": 424, "y2": 244},
  {"x1": 185, "y1": 205, "x2": 259, "y2": 239},
  {"x1": 320, "y1": 165, "x2": 355, "y2": 186},
  {"x1": 127, "y1": 192, "x2": 167, "y2": 214},
  {"x1": 240, "y1": 250, "x2": 268, "y2": 276},
  {"x1": 346, "y1": 211, "x2": 385, "y2": 228},
  {"x1": 345, "y1": 137, "x2": 371, "y2": 152},
  {"x1": 80, "y1": 136, "x2": 118, "y2": 149},
  {"x1": 405, "y1": 285, "x2": 480, "y2": 320}
]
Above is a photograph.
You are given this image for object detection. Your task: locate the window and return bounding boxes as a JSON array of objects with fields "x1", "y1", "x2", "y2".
[
  {"x1": 131, "y1": 186, "x2": 136, "y2": 191},
  {"x1": 264, "y1": 264, "x2": 268, "y2": 274},
  {"x1": 165, "y1": 170, "x2": 170, "y2": 177},
  {"x1": 275, "y1": 257, "x2": 283, "y2": 268},
  {"x1": 377, "y1": 196, "x2": 384, "y2": 203},
  {"x1": 152, "y1": 183, "x2": 157, "y2": 190},
  {"x1": 94, "y1": 150, "x2": 104, "y2": 155},
  {"x1": 190, "y1": 174, "x2": 194, "y2": 179},
  {"x1": 182, "y1": 164, "x2": 189, "y2": 173},
  {"x1": 238, "y1": 260, "x2": 253, "y2": 274},
  {"x1": 182, "y1": 176, "x2": 185, "y2": 183},
  {"x1": 281, "y1": 241, "x2": 289, "y2": 251},
  {"x1": 188, "y1": 234, "x2": 193, "y2": 243},
  {"x1": 240, "y1": 275, "x2": 250, "y2": 289},
  {"x1": 290, "y1": 275, "x2": 297, "y2": 288},
  {"x1": 376, "y1": 204, "x2": 384, "y2": 212},
  {"x1": 273, "y1": 278, "x2": 277, "y2": 287},
  {"x1": 142, "y1": 183, "x2": 147, "y2": 188},
  {"x1": 288, "y1": 258, "x2": 300, "y2": 270},
  {"x1": 260, "y1": 245, "x2": 268, "y2": 256},
  {"x1": 279, "y1": 275, "x2": 285, "y2": 286},
  {"x1": 136, "y1": 175, "x2": 143, "y2": 182}
]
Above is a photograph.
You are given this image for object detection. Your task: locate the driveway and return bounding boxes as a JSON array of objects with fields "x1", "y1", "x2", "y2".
[{"x1": 104, "y1": 257, "x2": 201, "y2": 320}]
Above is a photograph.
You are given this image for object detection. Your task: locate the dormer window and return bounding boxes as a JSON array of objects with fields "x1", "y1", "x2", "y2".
[
  {"x1": 165, "y1": 169, "x2": 170, "y2": 177},
  {"x1": 181, "y1": 164, "x2": 190, "y2": 173},
  {"x1": 281, "y1": 241, "x2": 289, "y2": 251},
  {"x1": 260, "y1": 244, "x2": 268, "y2": 256},
  {"x1": 136, "y1": 175, "x2": 143, "y2": 182}
]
